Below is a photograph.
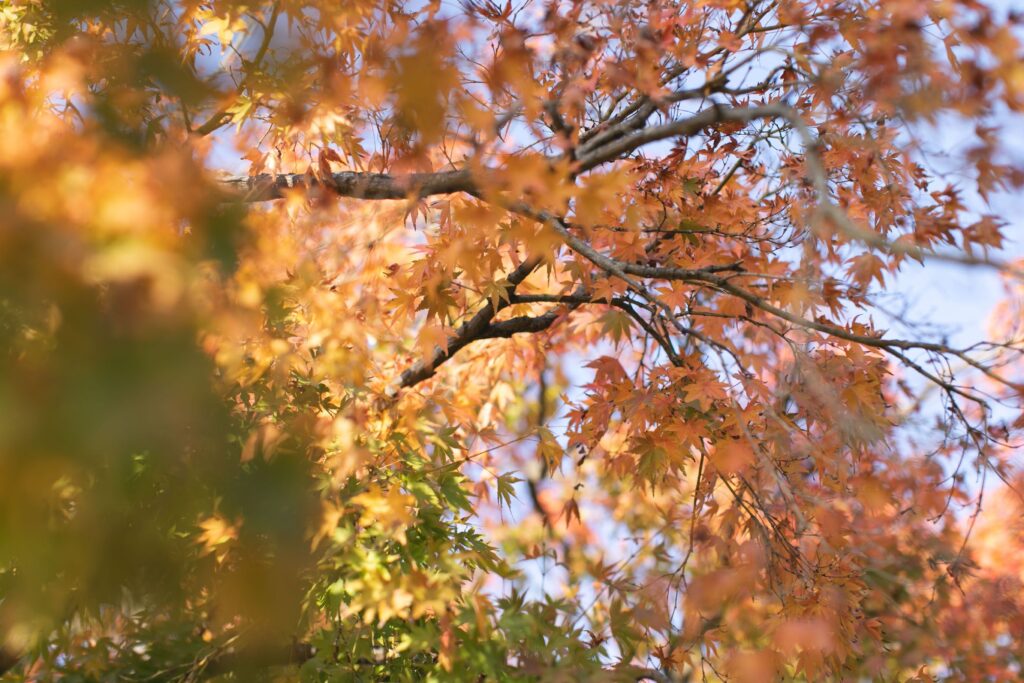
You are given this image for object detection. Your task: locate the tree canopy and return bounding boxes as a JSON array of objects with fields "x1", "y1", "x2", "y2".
[{"x1": 2, "y1": 0, "x2": 1024, "y2": 680}]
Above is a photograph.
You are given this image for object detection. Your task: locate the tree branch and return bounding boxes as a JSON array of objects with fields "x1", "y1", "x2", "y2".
[
  {"x1": 221, "y1": 168, "x2": 476, "y2": 202},
  {"x1": 193, "y1": 2, "x2": 282, "y2": 137},
  {"x1": 394, "y1": 258, "x2": 543, "y2": 391},
  {"x1": 393, "y1": 306, "x2": 569, "y2": 392},
  {"x1": 219, "y1": 104, "x2": 775, "y2": 204}
]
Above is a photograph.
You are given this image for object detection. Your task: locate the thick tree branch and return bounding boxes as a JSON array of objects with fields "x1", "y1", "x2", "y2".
[
  {"x1": 395, "y1": 305, "x2": 572, "y2": 391},
  {"x1": 221, "y1": 168, "x2": 476, "y2": 202},
  {"x1": 394, "y1": 258, "x2": 542, "y2": 391},
  {"x1": 218, "y1": 105, "x2": 773, "y2": 203}
]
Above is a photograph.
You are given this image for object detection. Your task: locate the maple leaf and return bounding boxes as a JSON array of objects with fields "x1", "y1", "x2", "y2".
[
  {"x1": 494, "y1": 472, "x2": 521, "y2": 511},
  {"x1": 351, "y1": 485, "x2": 417, "y2": 545},
  {"x1": 598, "y1": 309, "x2": 633, "y2": 345},
  {"x1": 311, "y1": 501, "x2": 345, "y2": 550},
  {"x1": 536, "y1": 427, "x2": 564, "y2": 475},
  {"x1": 847, "y1": 252, "x2": 887, "y2": 288},
  {"x1": 197, "y1": 515, "x2": 240, "y2": 565},
  {"x1": 711, "y1": 439, "x2": 755, "y2": 475},
  {"x1": 198, "y1": 14, "x2": 247, "y2": 43}
]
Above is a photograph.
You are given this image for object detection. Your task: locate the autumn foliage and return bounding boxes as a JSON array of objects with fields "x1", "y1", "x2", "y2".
[{"x1": 2, "y1": 0, "x2": 1024, "y2": 680}]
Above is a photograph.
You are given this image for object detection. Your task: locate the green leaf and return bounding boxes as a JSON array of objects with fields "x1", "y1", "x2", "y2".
[
  {"x1": 598, "y1": 309, "x2": 633, "y2": 345},
  {"x1": 495, "y1": 472, "x2": 521, "y2": 511}
]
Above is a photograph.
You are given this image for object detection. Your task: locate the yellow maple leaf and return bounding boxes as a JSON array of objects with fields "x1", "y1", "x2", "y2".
[
  {"x1": 197, "y1": 515, "x2": 240, "y2": 564},
  {"x1": 311, "y1": 501, "x2": 345, "y2": 550},
  {"x1": 351, "y1": 485, "x2": 416, "y2": 545},
  {"x1": 198, "y1": 15, "x2": 248, "y2": 44}
]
